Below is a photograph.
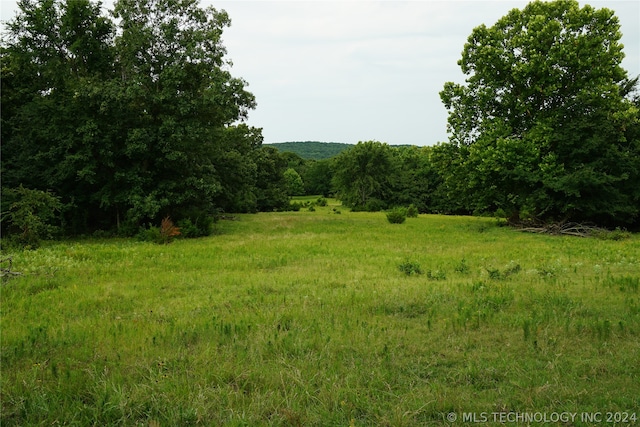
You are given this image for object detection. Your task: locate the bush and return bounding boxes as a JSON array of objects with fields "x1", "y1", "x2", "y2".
[
  {"x1": 174, "y1": 208, "x2": 215, "y2": 238},
  {"x1": 176, "y1": 218, "x2": 209, "y2": 238},
  {"x1": 406, "y1": 204, "x2": 419, "y2": 218},
  {"x1": 365, "y1": 198, "x2": 386, "y2": 212},
  {"x1": 386, "y1": 208, "x2": 407, "y2": 224},
  {"x1": 137, "y1": 216, "x2": 181, "y2": 244},
  {"x1": 398, "y1": 260, "x2": 423, "y2": 276},
  {"x1": 426, "y1": 270, "x2": 447, "y2": 281},
  {"x1": 592, "y1": 227, "x2": 631, "y2": 241},
  {"x1": 136, "y1": 226, "x2": 161, "y2": 243},
  {"x1": 288, "y1": 202, "x2": 303, "y2": 212},
  {"x1": 0, "y1": 186, "x2": 62, "y2": 249},
  {"x1": 316, "y1": 197, "x2": 327, "y2": 207}
]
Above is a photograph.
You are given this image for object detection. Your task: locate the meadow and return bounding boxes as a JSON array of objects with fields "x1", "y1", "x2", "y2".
[{"x1": 1, "y1": 199, "x2": 639, "y2": 426}]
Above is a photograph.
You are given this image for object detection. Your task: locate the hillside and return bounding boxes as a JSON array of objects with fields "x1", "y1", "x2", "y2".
[{"x1": 268, "y1": 141, "x2": 353, "y2": 160}]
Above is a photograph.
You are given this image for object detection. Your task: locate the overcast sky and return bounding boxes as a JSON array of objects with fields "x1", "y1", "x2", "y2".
[{"x1": 1, "y1": 1, "x2": 639, "y2": 146}]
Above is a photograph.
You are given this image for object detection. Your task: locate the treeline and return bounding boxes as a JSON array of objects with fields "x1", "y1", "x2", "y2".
[
  {"x1": 282, "y1": 142, "x2": 442, "y2": 213},
  {"x1": 289, "y1": 133, "x2": 639, "y2": 230},
  {"x1": 1, "y1": 0, "x2": 293, "y2": 243},
  {"x1": 296, "y1": 2, "x2": 640, "y2": 230},
  {"x1": 269, "y1": 141, "x2": 353, "y2": 160},
  {"x1": 2, "y1": 0, "x2": 639, "y2": 247},
  {"x1": 289, "y1": 0, "x2": 640, "y2": 230}
]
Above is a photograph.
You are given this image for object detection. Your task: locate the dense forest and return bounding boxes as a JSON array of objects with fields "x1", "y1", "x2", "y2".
[
  {"x1": 2, "y1": 0, "x2": 639, "y2": 248},
  {"x1": 269, "y1": 142, "x2": 353, "y2": 160}
]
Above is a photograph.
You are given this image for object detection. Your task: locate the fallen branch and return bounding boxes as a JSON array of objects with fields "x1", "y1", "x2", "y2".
[{"x1": 514, "y1": 221, "x2": 607, "y2": 237}]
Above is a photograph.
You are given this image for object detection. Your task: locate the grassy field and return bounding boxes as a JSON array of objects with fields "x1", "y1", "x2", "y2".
[{"x1": 1, "y1": 199, "x2": 639, "y2": 426}]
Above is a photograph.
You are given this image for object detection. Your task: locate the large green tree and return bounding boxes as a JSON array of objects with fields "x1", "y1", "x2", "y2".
[
  {"x1": 2, "y1": 0, "x2": 266, "y2": 234},
  {"x1": 387, "y1": 146, "x2": 441, "y2": 213},
  {"x1": 1, "y1": 0, "x2": 116, "y2": 232},
  {"x1": 331, "y1": 141, "x2": 394, "y2": 210},
  {"x1": 439, "y1": 0, "x2": 639, "y2": 226}
]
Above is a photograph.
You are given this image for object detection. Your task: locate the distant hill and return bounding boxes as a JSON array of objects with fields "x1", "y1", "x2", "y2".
[{"x1": 268, "y1": 141, "x2": 353, "y2": 160}]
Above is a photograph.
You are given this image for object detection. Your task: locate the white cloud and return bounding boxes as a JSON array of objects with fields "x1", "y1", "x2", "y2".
[
  {"x1": 2, "y1": 0, "x2": 638, "y2": 145},
  {"x1": 216, "y1": 0, "x2": 639, "y2": 145}
]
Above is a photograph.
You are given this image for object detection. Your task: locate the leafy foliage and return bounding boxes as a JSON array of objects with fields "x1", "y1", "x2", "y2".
[
  {"x1": 332, "y1": 141, "x2": 395, "y2": 210},
  {"x1": 386, "y1": 208, "x2": 407, "y2": 224},
  {"x1": 270, "y1": 141, "x2": 353, "y2": 160},
  {"x1": 1, "y1": 0, "x2": 288, "y2": 236},
  {"x1": 283, "y1": 168, "x2": 305, "y2": 196},
  {"x1": 438, "y1": 0, "x2": 640, "y2": 227},
  {"x1": 1, "y1": 186, "x2": 63, "y2": 249},
  {"x1": 398, "y1": 259, "x2": 423, "y2": 276}
]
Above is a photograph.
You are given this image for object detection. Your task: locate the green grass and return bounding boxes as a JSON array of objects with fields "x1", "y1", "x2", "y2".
[{"x1": 2, "y1": 203, "x2": 639, "y2": 425}]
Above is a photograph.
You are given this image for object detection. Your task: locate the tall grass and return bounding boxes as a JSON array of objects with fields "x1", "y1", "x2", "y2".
[{"x1": 1, "y1": 202, "x2": 639, "y2": 425}]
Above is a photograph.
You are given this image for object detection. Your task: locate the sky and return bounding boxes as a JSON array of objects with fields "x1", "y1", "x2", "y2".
[{"x1": 1, "y1": 1, "x2": 639, "y2": 146}]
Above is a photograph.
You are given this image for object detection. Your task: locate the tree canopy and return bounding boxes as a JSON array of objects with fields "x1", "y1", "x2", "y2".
[
  {"x1": 2, "y1": 0, "x2": 638, "y2": 239},
  {"x1": 1, "y1": 0, "x2": 289, "y2": 236},
  {"x1": 439, "y1": 0, "x2": 639, "y2": 226}
]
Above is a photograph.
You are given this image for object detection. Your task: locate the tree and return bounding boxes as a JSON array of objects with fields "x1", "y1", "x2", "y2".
[
  {"x1": 387, "y1": 146, "x2": 441, "y2": 213},
  {"x1": 302, "y1": 159, "x2": 333, "y2": 197},
  {"x1": 252, "y1": 146, "x2": 289, "y2": 212},
  {"x1": 108, "y1": 0, "x2": 256, "y2": 229},
  {"x1": 283, "y1": 168, "x2": 305, "y2": 196},
  {"x1": 1, "y1": 185, "x2": 63, "y2": 248},
  {"x1": 439, "y1": 0, "x2": 639, "y2": 226},
  {"x1": 1, "y1": 0, "x2": 258, "y2": 234},
  {"x1": 331, "y1": 141, "x2": 394, "y2": 210},
  {"x1": 1, "y1": 0, "x2": 116, "y2": 232},
  {"x1": 209, "y1": 124, "x2": 261, "y2": 214}
]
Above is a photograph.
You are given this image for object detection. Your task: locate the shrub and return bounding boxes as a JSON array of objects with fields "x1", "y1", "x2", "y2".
[
  {"x1": 426, "y1": 270, "x2": 447, "y2": 281},
  {"x1": 386, "y1": 208, "x2": 407, "y2": 224},
  {"x1": 398, "y1": 260, "x2": 423, "y2": 276},
  {"x1": 136, "y1": 226, "x2": 161, "y2": 243},
  {"x1": 159, "y1": 216, "x2": 181, "y2": 243},
  {"x1": 137, "y1": 216, "x2": 181, "y2": 244},
  {"x1": 486, "y1": 263, "x2": 521, "y2": 280},
  {"x1": 316, "y1": 197, "x2": 327, "y2": 207},
  {"x1": 0, "y1": 185, "x2": 62, "y2": 249},
  {"x1": 288, "y1": 202, "x2": 303, "y2": 212},
  {"x1": 591, "y1": 227, "x2": 631, "y2": 241},
  {"x1": 365, "y1": 198, "x2": 385, "y2": 212},
  {"x1": 454, "y1": 258, "x2": 470, "y2": 274},
  {"x1": 406, "y1": 204, "x2": 419, "y2": 218},
  {"x1": 176, "y1": 218, "x2": 206, "y2": 238}
]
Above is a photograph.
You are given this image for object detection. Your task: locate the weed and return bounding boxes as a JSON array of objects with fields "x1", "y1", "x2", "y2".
[
  {"x1": 398, "y1": 260, "x2": 422, "y2": 276},
  {"x1": 591, "y1": 227, "x2": 631, "y2": 241},
  {"x1": 485, "y1": 262, "x2": 520, "y2": 280},
  {"x1": 603, "y1": 275, "x2": 639, "y2": 292},
  {"x1": 454, "y1": 258, "x2": 470, "y2": 274},
  {"x1": 426, "y1": 269, "x2": 447, "y2": 281}
]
